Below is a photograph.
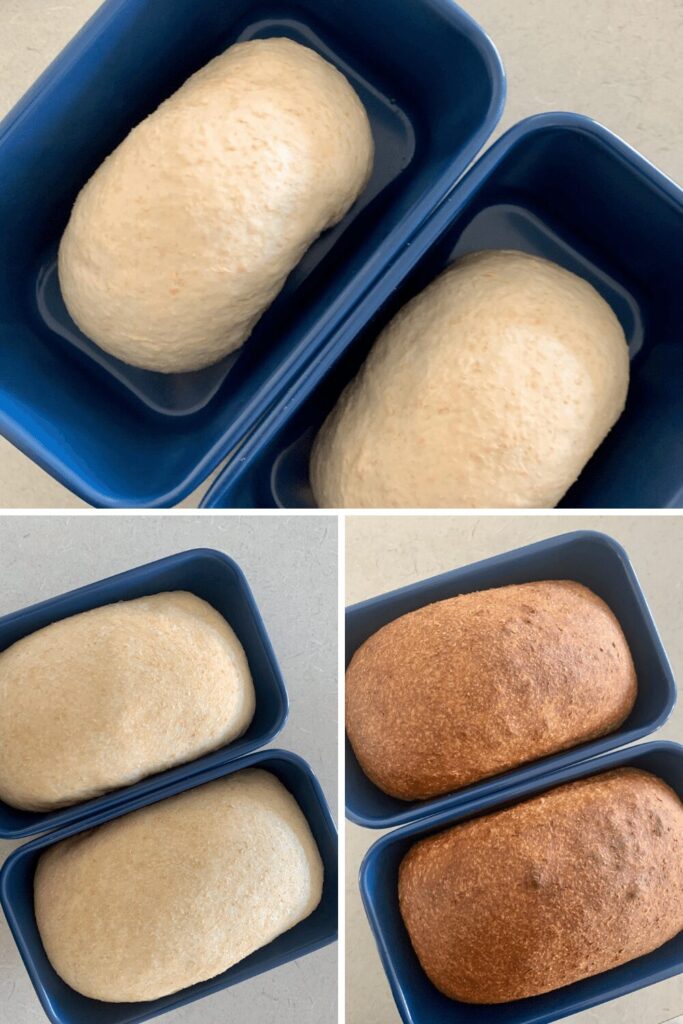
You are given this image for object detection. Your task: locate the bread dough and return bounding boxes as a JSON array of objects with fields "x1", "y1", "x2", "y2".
[
  {"x1": 311, "y1": 250, "x2": 629, "y2": 508},
  {"x1": 34, "y1": 769, "x2": 323, "y2": 1002},
  {"x1": 0, "y1": 592, "x2": 255, "y2": 810},
  {"x1": 58, "y1": 38, "x2": 374, "y2": 372}
]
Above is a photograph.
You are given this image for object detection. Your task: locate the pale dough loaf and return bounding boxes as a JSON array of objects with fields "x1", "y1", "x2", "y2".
[
  {"x1": 310, "y1": 250, "x2": 630, "y2": 508},
  {"x1": 34, "y1": 769, "x2": 324, "y2": 1002},
  {"x1": 0, "y1": 592, "x2": 255, "y2": 810},
  {"x1": 58, "y1": 37, "x2": 374, "y2": 372}
]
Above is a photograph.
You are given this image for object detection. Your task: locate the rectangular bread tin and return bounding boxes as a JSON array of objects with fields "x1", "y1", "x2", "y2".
[
  {"x1": 359, "y1": 739, "x2": 683, "y2": 1024},
  {"x1": 0, "y1": 0, "x2": 504, "y2": 508},
  {"x1": 0, "y1": 747, "x2": 337, "y2": 1024},
  {"x1": 0, "y1": 548, "x2": 288, "y2": 839},
  {"x1": 345, "y1": 530, "x2": 676, "y2": 828},
  {"x1": 202, "y1": 112, "x2": 683, "y2": 510}
]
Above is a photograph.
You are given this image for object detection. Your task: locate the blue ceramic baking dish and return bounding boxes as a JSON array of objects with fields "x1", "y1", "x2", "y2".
[
  {"x1": 0, "y1": 0, "x2": 505, "y2": 508},
  {"x1": 345, "y1": 530, "x2": 676, "y2": 828},
  {"x1": 359, "y1": 740, "x2": 683, "y2": 1024},
  {"x1": 203, "y1": 112, "x2": 683, "y2": 510},
  {"x1": 0, "y1": 548, "x2": 288, "y2": 839},
  {"x1": 0, "y1": 747, "x2": 337, "y2": 1024}
]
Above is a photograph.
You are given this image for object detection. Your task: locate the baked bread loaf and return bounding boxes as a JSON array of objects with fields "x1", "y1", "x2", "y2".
[
  {"x1": 59, "y1": 37, "x2": 374, "y2": 372},
  {"x1": 0, "y1": 592, "x2": 255, "y2": 810},
  {"x1": 399, "y1": 768, "x2": 683, "y2": 1003},
  {"x1": 310, "y1": 250, "x2": 629, "y2": 508},
  {"x1": 35, "y1": 769, "x2": 323, "y2": 1002},
  {"x1": 346, "y1": 580, "x2": 636, "y2": 800}
]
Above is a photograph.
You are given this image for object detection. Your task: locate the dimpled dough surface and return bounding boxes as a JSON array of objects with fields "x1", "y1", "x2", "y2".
[
  {"x1": 58, "y1": 37, "x2": 374, "y2": 372},
  {"x1": 34, "y1": 769, "x2": 324, "y2": 1002},
  {"x1": 0, "y1": 592, "x2": 255, "y2": 810},
  {"x1": 310, "y1": 250, "x2": 630, "y2": 508}
]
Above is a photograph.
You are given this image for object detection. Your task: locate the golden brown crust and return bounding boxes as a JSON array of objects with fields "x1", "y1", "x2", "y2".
[
  {"x1": 398, "y1": 768, "x2": 683, "y2": 1003},
  {"x1": 346, "y1": 581, "x2": 637, "y2": 800}
]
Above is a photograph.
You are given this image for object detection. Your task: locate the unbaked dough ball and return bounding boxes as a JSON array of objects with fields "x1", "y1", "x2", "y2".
[
  {"x1": 0, "y1": 592, "x2": 255, "y2": 810},
  {"x1": 58, "y1": 38, "x2": 374, "y2": 372},
  {"x1": 310, "y1": 250, "x2": 630, "y2": 508},
  {"x1": 34, "y1": 769, "x2": 323, "y2": 1002}
]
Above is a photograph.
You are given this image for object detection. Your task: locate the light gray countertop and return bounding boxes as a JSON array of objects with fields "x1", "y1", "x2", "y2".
[
  {"x1": 0, "y1": 0, "x2": 681, "y2": 507},
  {"x1": 346, "y1": 515, "x2": 683, "y2": 1024},
  {"x1": 0, "y1": 514, "x2": 338, "y2": 1024}
]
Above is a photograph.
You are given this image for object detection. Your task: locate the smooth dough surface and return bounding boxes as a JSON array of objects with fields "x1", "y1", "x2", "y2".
[
  {"x1": 34, "y1": 769, "x2": 323, "y2": 1002},
  {"x1": 0, "y1": 592, "x2": 255, "y2": 810},
  {"x1": 310, "y1": 250, "x2": 630, "y2": 508},
  {"x1": 58, "y1": 37, "x2": 374, "y2": 372}
]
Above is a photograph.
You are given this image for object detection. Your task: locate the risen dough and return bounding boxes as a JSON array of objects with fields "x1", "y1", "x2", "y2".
[
  {"x1": 34, "y1": 769, "x2": 324, "y2": 1002},
  {"x1": 58, "y1": 37, "x2": 374, "y2": 372},
  {"x1": 310, "y1": 250, "x2": 630, "y2": 508},
  {"x1": 0, "y1": 592, "x2": 255, "y2": 810}
]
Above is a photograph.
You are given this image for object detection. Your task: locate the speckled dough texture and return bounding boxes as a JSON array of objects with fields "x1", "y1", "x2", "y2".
[
  {"x1": 310, "y1": 250, "x2": 629, "y2": 508},
  {"x1": 399, "y1": 768, "x2": 683, "y2": 1003},
  {"x1": 34, "y1": 769, "x2": 323, "y2": 1002},
  {"x1": 0, "y1": 592, "x2": 255, "y2": 810},
  {"x1": 346, "y1": 581, "x2": 636, "y2": 801},
  {"x1": 58, "y1": 37, "x2": 374, "y2": 372}
]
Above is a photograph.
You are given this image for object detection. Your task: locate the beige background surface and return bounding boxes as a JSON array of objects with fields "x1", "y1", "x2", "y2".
[
  {"x1": 0, "y1": 514, "x2": 338, "y2": 1024},
  {"x1": 346, "y1": 515, "x2": 683, "y2": 1024},
  {"x1": 0, "y1": 0, "x2": 681, "y2": 507}
]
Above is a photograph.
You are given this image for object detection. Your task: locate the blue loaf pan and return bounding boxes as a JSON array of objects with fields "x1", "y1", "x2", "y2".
[
  {"x1": 0, "y1": 548, "x2": 288, "y2": 839},
  {"x1": 359, "y1": 740, "x2": 683, "y2": 1024},
  {"x1": 345, "y1": 530, "x2": 676, "y2": 828},
  {"x1": 0, "y1": 747, "x2": 337, "y2": 1024},
  {"x1": 0, "y1": 0, "x2": 505, "y2": 508},
  {"x1": 203, "y1": 112, "x2": 683, "y2": 510}
]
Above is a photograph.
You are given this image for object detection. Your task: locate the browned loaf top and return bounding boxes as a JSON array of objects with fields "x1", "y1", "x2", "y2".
[
  {"x1": 346, "y1": 580, "x2": 637, "y2": 801},
  {"x1": 398, "y1": 768, "x2": 683, "y2": 1004}
]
